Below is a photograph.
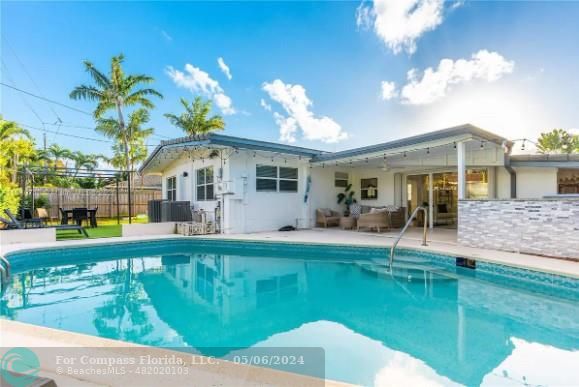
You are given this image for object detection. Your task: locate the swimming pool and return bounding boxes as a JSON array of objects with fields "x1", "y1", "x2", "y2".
[{"x1": 1, "y1": 239, "x2": 578, "y2": 385}]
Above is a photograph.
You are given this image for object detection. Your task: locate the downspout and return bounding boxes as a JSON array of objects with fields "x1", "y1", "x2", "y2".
[{"x1": 503, "y1": 142, "x2": 517, "y2": 199}]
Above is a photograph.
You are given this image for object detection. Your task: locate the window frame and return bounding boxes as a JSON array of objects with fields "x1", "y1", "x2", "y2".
[
  {"x1": 166, "y1": 176, "x2": 177, "y2": 201},
  {"x1": 335, "y1": 172, "x2": 349, "y2": 188},
  {"x1": 256, "y1": 165, "x2": 299, "y2": 193},
  {"x1": 196, "y1": 166, "x2": 215, "y2": 201}
]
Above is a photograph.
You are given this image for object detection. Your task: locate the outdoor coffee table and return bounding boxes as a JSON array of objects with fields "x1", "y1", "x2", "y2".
[{"x1": 339, "y1": 216, "x2": 356, "y2": 230}]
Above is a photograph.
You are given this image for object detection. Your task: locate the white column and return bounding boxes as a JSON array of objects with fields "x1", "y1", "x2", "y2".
[
  {"x1": 457, "y1": 141, "x2": 467, "y2": 200},
  {"x1": 428, "y1": 173, "x2": 434, "y2": 229}
]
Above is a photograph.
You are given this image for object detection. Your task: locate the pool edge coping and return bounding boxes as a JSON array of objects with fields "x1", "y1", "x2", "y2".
[{"x1": 2, "y1": 232, "x2": 578, "y2": 280}]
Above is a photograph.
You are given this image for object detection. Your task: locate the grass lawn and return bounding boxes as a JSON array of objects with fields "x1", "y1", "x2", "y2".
[{"x1": 56, "y1": 216, "x2": 148, "y2": 241}]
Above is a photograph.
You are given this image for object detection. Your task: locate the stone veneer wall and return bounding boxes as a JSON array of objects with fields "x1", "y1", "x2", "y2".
[{"x1": 458, "y1": 199, "x2": 579, "y2": 259}]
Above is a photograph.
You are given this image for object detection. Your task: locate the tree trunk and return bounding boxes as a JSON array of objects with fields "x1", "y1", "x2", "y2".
[{"x1": 11, "y1": 154, "x2": 19, "y2": 183}]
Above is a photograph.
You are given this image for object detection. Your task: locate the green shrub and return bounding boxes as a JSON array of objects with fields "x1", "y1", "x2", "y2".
[
  {"x1": 0, "y1": 184, "x2": 21, "y2": 217},
  {"x1": 21, "y1": 194, "x2": 51, "y2": 210}
]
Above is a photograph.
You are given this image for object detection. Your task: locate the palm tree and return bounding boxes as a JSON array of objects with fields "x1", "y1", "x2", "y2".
[
  {"x1": 96, "y1": 108, "x2": 153, "y2": 176},
  {"x1": 164, "y1": 97, "x2": 225, "y2": 136},
  {"x1": 70, "y1": 54, "x2": 162, "y2": 180},
  {"x1": 48, "y1": 144, "x2": 73, "y2": 172},
  {"x1": 0, "y1": 116, "x2": 31, "y2": 141},
  {"x1": 72, "y1": 151, "x2": 101, "y2": 176}
]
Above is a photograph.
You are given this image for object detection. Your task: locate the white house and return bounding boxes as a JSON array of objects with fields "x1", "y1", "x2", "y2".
[{"x1": 139, "y1": 124, "x2": 579, "y2": 234}]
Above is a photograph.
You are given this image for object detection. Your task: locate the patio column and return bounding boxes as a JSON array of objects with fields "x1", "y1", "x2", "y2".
[
  {"x1": 428, "y1": 172, "x2": 434, "y2": 229},
  {"x1": 457, "y1": 141, "x2": 466, "y2": 200}
]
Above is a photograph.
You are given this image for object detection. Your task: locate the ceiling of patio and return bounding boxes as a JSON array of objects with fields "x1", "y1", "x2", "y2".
[{"x1": 310, "y1": 138, "x2": 505, "y2": 172}]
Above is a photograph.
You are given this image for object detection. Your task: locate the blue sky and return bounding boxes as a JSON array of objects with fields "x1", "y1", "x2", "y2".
[{"x1": 2, "y1": 1, "x2": 579, "y2": 158}]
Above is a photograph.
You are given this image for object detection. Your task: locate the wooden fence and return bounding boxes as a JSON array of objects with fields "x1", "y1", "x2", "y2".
[{"x1": 30, "y1": 187, "x2": 162, "y2": 219}]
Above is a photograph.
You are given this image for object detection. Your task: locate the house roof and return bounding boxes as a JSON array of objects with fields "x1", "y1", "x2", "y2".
[
  {"x1": 139, "y1": 133, "x2": 326, "y2": 173},
  {"x1": 510, "y1": 153, "x2": 579, "y2": 168},
  {"x1": 139, "y1": 124, "x2": 512, "y2": 173},
  {"x1": 311, "y1": 124, "x2": 510, "y2": 163}
]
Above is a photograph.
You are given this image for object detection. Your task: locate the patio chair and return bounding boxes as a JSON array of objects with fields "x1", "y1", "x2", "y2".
[
  {"x1": 316, "y1": 208, "x2": 341, "y2": 228},
  {"x1": 36, "y1": 207, "x2": 51, "y2": 225},
  {"x1": 59, "y1": 208, "x2": 71, "y2": 225},
  {"x1": 0, "y1": 216, "x2": 19, "y2": 230},
  {"x1": 357, "y1": 209, "x2": 389, "y2": 232},
  {"x1": 3, "y1": 209, "x2": 89, "y2": 237},
  {"x1": 6, "y1": 209, "x2": 43, "y2": 228},
  {"x1": 89, "y1": 207, "x2": 98, "y2": 228},
  {"x1": 72, "y1": 208, "x2": 89, "y2": 227}
]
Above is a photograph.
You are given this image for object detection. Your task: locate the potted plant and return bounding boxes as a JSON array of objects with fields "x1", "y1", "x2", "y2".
[{"x1": 337, "y1": 184, "x2": 357, "y2": 216}]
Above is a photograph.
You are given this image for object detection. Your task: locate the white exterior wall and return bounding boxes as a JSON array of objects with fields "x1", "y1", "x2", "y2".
[
  {"x1": 160, "y1": 153, "x2": 222, "y2": 216},
  {"x1": 309, "y1": 166, "x2": 348, "y2": 217},
  {"x1": 225, "y1": 152, "x2": 311, "y2": 233},
  {"x1": 515, "y1": 167, "x2": 558, "y2": 199},
  {"x1": 309, "y1": 166, "x2": 397, "y2": 220},
  {"x1": 496, "y1": 167, "x2": 512, "y2": 199}
]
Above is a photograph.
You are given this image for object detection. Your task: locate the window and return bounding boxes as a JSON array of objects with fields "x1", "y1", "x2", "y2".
[
  {"x1": 256, "y1": 165, "x2": 298, "y2": 192},
  {"x1": 466, "y1": 169, "x2": 489, "y2": 199},
  {"x1": 335, "y1": 172, "x2": 349, "y2": 188},
  {"x1": 166, "y1": 176, "x2": 177, "y2": 201},
  {"x1": 196, "y1": 167, "x2": 215, "y2": 201},
  {"x1": 558, "y1": 169, "x2": 579, "y2": 194},
  {"x1": 361, "y1": 178, "x2": 378, "y2": 199}
]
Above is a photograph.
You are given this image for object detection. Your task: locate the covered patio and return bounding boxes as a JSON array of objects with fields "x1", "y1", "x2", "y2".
[{"x1": 308, "y1": 124, "x2": 511, "y2": 230}]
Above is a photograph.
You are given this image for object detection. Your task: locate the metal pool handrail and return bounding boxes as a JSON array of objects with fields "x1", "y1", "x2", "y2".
[
  {"x1": 0, "y1": 255, "x2": 10, "y2": 293},
  {"x1": 0, "y1": 255, "x2": 10, "y2": 278},
  {"x1": 389, "y1": 206, "x2": 428, "y2": 270}
]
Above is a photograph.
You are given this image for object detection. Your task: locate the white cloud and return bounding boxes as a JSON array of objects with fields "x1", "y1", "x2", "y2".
[
  {"x1": 166, "y1": 64, "x2": 236, "y2": 115},
  {"x1": 262, "y1": 79, "x2": 348, "y2": 143},
  {"x1": 260, "y1": 98, "x2": 272, "y2": 112},
  {"x1": 356, "y1": 0, "x2": 447, "y2": 54},
  {"x1": 398, "y1": 50, "x2": 515, "y2": 105},
  {"x1": 380, "y1": 81, "x2": 398, "y2": 100},
  {"x1": 217, "y1": 57, "x2": 232, "y2": 80}
]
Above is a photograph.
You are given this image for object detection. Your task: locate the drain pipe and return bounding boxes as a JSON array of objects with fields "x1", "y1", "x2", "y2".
[{"x1": 503, "y1": 142, "x2": 517, "y2": 199}]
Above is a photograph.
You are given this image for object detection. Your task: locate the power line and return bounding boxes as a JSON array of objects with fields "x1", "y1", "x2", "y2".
[
  {"x1": 21, "y1": 123, "x2": 161, "y2": 147},
  {"x1": 1, "y1": 60, "x2": 46, "y2": 128},
  {"x1": 0, "y1": 82, "x2": 92, "y2": 116},
  {"x1": 3, "y1": 37, "x2": 63, "y2": 124},
  {"x1": 39, "y1": 121, "x2": 172, "y2": 140}
]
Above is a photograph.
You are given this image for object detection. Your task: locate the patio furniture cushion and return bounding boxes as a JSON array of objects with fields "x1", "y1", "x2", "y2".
[
  {"x1": 357, "y1": 211, "x2": 389, "y2": 232},
  {"x1": 350, "y1": 203, "x2": 362, "y2": 219},
  {"x1": 316, "y1": 209, "x2": 341, "y2": 228}
]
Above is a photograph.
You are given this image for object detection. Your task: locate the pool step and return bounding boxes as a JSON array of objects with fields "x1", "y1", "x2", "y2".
[
  {"x1": 358, "y1": 261, "x2": 457, "y2": 282},
  {"x1": 370, "y1": 255, "x2": 430, "y2": 265}
]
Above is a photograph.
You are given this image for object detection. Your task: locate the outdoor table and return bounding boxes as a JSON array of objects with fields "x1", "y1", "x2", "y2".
[{"x1": 61, "y1": 208, "x2": 98, "y2": 228}]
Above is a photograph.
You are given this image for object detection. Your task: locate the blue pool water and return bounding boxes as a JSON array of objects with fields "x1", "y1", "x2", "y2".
[{"x1": 1, "y1": 239, "x2": 578, "y2": 386}]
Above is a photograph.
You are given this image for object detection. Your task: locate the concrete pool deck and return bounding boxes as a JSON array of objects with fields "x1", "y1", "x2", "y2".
[
  {"x1": 2, "y1": 227, "x2": 578, "y2": 279},
  {"x1": 0, "y1": 320, "x2": 348, "y2": 387}
]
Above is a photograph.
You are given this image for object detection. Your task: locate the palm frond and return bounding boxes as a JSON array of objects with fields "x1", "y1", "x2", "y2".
[
  {"x1": 94, "y1": 101, "x2": 116, "y2": 119},
  {"x1": 69, "y1": 85, "x2": 104, "y2": 101},
  {"x1": 82, "y1": 60, "x2": 111, "y2": 89}
]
